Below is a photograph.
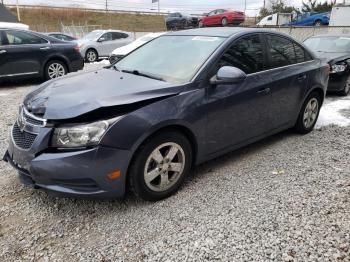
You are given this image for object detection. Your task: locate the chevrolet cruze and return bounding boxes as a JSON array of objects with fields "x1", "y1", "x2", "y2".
[{"x1": 4, "y1": 28, "x2": 329, "y2": 201}]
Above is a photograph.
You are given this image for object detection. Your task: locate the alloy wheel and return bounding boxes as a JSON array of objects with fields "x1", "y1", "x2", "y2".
[
  {"x1": 48, "y1": 63, "x2": 66, "y2": 79},
  {"x1": 87, "y1": 51, "x2": 97, "y2": 62},
  {"x1": 144, "y1": 142, "x2": 185, "y2": 192},
  {"x1": 303, "y1": 98, "x2": 319, "y2": 129}
]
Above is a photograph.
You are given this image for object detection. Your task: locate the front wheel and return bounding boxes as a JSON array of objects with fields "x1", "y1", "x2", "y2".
[
  {"x1": 294, "y1": 92, "x2": 322, "y2": 134},
  {"x1": 128, "y1": 131, "x2": 192, "y2": 201},
  {"x1": 339, "y1": 75, "x2": 350, "y2": 96},
  {"x1": 45, "y1": 60, "x2": 67, "y2": 80}
]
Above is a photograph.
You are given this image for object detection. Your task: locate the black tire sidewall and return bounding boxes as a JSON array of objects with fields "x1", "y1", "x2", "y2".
[
  {"x1": 44, "y1": 60, "x2": 67, "y2": 80},
  {"x1": 295, "y1": 92, "x2": 322, "y2": 134},
  {"x1": 129, "y1": 131, "x2": 192, "y2": 201},
  {"x1": 339, "y1": 75, "x2": 350, "y2": 96}
]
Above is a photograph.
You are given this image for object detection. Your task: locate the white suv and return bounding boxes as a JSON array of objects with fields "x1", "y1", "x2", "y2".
[{"x1": 78, "y1": 30, "x2": 134, "y2": 62}]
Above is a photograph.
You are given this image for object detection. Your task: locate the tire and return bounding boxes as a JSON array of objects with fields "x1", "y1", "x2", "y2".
[
  {"x1": 339, "y1": 75, "x2": 350, "y2": 96},
  {"x1": 128, "y1": 130, "x2": 193, "y2": 201},
  {"x1": 314, "y1": 20, "x2": 322, "y2": 26},
  {"x1": 221, "y1": 17, "x2": 228, "y2": 27},
  {"x1": 294, "y1": 91, "x2": 322, "y2": 134},
  {"x1": 199, "y1": 21, "x2": 204, "y2": 28},
  {"x1": 44, "y1": 60, "x2": 67, "y2": 80},
  {"x1": 85, "y1": 49, "x2": 98, "y2": 63}
]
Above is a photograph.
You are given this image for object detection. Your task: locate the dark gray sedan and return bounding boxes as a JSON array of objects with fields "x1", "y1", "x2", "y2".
[{"x1": 4, "y1": 28, "x2": 329, "y2": 201}]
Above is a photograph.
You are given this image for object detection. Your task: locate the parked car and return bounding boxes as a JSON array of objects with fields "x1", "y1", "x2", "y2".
[
  {"x1": 78, "y1": 30, "x2": 134, "y2": 63},
  {"x1": 285, "y1": 12, "x2": 330, "y2": 26},
  {"x1": 165, "y1": 12, "x2": 199, "y2": 30},
  {"x1": 4, "y1": 28, "x2": 329, "y2": 201},
  {"x1": 257, "y1": 13, "x2": 292, "y2": 26},
  {"x1": 0, "y1": 28, "x2": 84, "y2": 81},
  {"x1": 199, "y1": 9, "x2": 245, "y2": 27},
  {"x1": 304, "y1": 35, "x2": 350, "y2": 95},
  {"x1": 109, "y1": 32, "x2": 165, "y2": 64},
  {"x1": 46, "y1": 32, "x2": 77, "y2": 42}
]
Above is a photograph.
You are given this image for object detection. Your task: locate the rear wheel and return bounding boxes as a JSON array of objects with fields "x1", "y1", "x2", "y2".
[
  {"x1": 314, "y1": 20, "x2": 322, "y2": 26},
  {"x1": 221, "y1": 17, "x2": 228, "y2": 26},
  {"x1": 339, "y1": 75, "x2": 350, "y2": 96},
  {"x1": 294, "y1": 92, "x2": 322, "y2": 134},
  {"x1": 85, "y1": 49, "x2": 98, "y2": 63},
  {"x1": 128, "y1": 131, "x2": 192, "y2": 201},
  {"x1": 44, "y1": 60, "x2": 67, "y2": 80}
]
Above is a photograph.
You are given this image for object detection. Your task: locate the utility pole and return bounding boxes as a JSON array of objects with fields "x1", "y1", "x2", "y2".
[
  {"x1": 244, "y1": 0, "x2": 247, "y2": 14},
  {"x1": 105, "y1": 0, "x2": 108, "y2": 12},
  {"x1": 158, "y1": 0, "x2": 160, "y2": 14},
  {"x1": 16, "y1": 0, "x2": 21, "y2": 21}
]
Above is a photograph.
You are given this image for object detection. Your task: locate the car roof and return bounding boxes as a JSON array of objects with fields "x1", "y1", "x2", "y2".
[{"x1": 168, "y1": 27, "x2": 282, "y2": 38}]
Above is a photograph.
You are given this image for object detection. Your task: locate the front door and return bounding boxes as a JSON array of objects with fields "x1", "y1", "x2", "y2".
[{"x1": 204, "y1": 34, "x2": 275, "y2": 154}]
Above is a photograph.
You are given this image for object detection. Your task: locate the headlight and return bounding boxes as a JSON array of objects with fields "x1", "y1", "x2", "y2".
[
  {"x1": 52, "y1": 117, "x2": 122, "y2": 148},
  {"x1": 331, "y1": 63, "x2": 347, "y2": 73}
]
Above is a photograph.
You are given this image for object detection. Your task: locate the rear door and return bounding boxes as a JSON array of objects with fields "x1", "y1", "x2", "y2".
[
  {"x1": 264, "y1": 33, "x2": 313, "y2": 127},
  {"x1": 1, "y1": 30, "x2": 50, "y2": 77},
  {"x1": 205, "y1": 34, "x2": 275, "y2": 153}
]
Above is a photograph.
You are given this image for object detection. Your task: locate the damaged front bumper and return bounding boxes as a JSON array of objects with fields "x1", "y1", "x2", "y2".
[{"x1": 4, "y1": 125, "x2": 132, "y2": 199}]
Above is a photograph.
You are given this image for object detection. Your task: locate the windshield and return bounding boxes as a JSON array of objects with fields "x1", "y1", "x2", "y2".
[
  {"x1": 304, "y1": 36, "x2": 350, "y2": 53},
  {"x1": 115, "y1": 35, "x2": 225, "y2": 84},
  {"x1": 82, "y1": 31, "x2": 103, "y2": 41}
]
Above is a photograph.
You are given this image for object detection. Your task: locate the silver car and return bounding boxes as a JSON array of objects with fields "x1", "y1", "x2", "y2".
[{"x1": 78, "y1": 30, "x2": 134, "y2": 62}]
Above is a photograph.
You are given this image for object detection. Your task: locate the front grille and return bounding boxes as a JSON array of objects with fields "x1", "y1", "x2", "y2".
[
  {"x1": 23, "y1": 108, "x2": 45, "y2": 126},
  {"x1": 12, "y1": 122, "x2": 37, "y2": 150}
]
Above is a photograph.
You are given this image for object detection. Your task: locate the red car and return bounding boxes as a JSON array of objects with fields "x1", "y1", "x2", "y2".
[{"x1": 199, "y1": 9, "x2": 245, "y2": 27}]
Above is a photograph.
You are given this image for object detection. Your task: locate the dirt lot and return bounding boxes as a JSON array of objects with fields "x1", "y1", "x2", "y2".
[{"x1": 0, "y1": 64, "x2": 350, "y2": 261}]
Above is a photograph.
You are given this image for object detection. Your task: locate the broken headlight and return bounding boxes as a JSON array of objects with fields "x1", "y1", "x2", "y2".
[
  {"x1": 331, "y1": 63, "x2": 347, "y2": 73},
  {"x1": 52, "y1": 117, "x2": 122, "y2": 148}
]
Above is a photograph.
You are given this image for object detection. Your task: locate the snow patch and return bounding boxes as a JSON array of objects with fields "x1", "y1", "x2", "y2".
[{"x1": 316, "y1": 96, "x2": 350, "y2": 128}]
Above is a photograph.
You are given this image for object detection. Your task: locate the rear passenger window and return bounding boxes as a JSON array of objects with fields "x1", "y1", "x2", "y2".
[
  {"x1": 267, "y1": 35, "x2": 296, "y2": 68},
  {"x1": 218, "y1": 34, "x2": 264, "y2": 74},
  {"x1": 5, "y1": 30, "x2": 47, "y2": 45},
  {"x1": 112, "y1": 32, "x2": 129, "y2": 40}
]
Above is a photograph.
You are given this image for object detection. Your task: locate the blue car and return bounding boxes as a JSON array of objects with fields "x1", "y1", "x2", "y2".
[
  {"x1": 4, "y1": 28, "x2": 329, "y2": 201},
  {"x1": 286, "y1": 12, "x2": 330, "y2": 26}
]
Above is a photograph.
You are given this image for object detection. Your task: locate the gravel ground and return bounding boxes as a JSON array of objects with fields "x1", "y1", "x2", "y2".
[{"x1": 0, "y1": 65, "x2": 350, "y2": 261}]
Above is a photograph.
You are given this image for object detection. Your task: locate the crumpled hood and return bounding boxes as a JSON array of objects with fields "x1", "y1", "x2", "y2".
[
  {"x1": 24, "y1": 68, "x2": 182, "y2": 120},
  {"x1": 313, "y1": 51, "x2": 350, "y2": 64}
]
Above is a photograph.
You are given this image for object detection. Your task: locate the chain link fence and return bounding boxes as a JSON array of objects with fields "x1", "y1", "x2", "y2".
[{"x1": 61, "y1": 23, "x2": 103, "y2": 39}]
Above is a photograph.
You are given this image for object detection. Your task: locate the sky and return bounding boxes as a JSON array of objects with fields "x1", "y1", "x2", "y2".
[{"x1": 3, "y1": 0, "x2": 307, "y2": 16}]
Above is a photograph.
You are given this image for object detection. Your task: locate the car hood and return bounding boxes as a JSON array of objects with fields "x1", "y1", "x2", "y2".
[
  {"x1": 24, "y1": 68, "x2": 182, "y2": 120},
  {"x1": 312, "y1": 51, "x2": 350, "y2": 63}
]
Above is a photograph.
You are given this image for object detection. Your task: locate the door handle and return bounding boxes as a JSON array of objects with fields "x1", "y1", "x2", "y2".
[
  {"x1": 257, "y1": 87, "x2": 271, "y2": 94},
  {"x1": 40, "y1": 46, "x2": 51, "y2": 50},
  {"x1": 0, "y1": 50, "x2": 7, "y2": 54},
  {"x1": 297, "y1": 74, "x2": 307, "y2": 81}
]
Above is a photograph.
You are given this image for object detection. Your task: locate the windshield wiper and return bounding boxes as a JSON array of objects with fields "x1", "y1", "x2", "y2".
[{"x1": 121, "y1": 69, "x2": 165, "y2": 82}]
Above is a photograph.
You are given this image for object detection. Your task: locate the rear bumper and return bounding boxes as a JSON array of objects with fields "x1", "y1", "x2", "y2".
[
  {"x1": 4, "y1": 144, "x2": 132, "y2": 199},
  {"x1": 70, "y1": 57, "x2": 84, "y2": 72},
  {"x1": 328, "y1": 72, "x2": 349, "y2": 91}
]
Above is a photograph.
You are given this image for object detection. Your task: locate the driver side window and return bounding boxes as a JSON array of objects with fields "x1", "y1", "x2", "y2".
[{"x1": 218, "y1": 34, "x2": 265, "y2": 74}]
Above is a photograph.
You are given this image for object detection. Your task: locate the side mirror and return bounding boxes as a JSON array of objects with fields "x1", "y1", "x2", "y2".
[
  {"x1": 210, "y1": 66, "x2": 247, "y2": 85},
  {"x1": 98, "y1": 37, "x2": 106, "y2": 42}
]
